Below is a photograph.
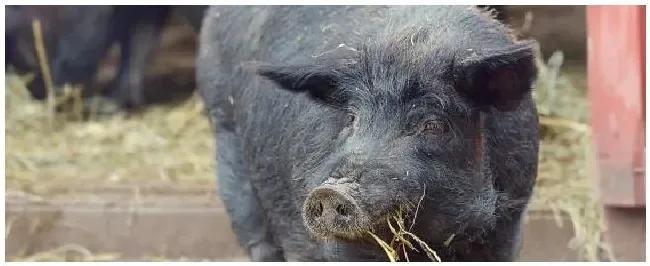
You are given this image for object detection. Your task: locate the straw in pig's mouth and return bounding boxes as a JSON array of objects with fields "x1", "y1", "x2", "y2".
[{"x1": 366, "y1": 209, "x2": 445, "y2": 262}]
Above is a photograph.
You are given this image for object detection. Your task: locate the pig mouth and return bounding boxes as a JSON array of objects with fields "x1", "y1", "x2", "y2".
[
  {"x1": 302, "y1": 187, "x2": 441, "y2": 261},
  {"x1": 301, "y1": 184, "x2": 375, "y2": 241},
  {"x1": 302, "y1": 181, "x2": 502, "y2": 254},
  {"x1": 301, "y1": 184, "x2": 414, "y2": 244}
]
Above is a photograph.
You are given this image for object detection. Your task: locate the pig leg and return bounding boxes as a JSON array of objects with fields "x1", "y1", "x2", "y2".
[
  {"x1": 505, "y1": 207, "x2": 527, "y2": 261},
  {"x1": 492, "y1": 209, "x2": 528, "y2": 261},
  {"x1": 110, "y1": 7, "x2": 169, "y2": 110},
  {"x1": 215, "y1": 131, "x2": 286, "y2": 261},
  {"x1": 52, "y1": 6, "x2": 116, "y2": 92}
]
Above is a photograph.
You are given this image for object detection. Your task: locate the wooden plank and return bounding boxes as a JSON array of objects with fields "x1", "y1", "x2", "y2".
[
  {"x1": 5, "y1": 185, "x2": 587, "y2": 262},
  {"x1": 5, "y1": 185, "x2": 245, "y2": 261}
]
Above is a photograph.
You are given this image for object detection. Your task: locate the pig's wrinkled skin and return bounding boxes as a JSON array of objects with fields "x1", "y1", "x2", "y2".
[
  {"x1": 197, "y1": 5, "x2": 539, "y2": 262},
  {"x1": 5, "y1": 5, "x2": 207, "y2": 111}
]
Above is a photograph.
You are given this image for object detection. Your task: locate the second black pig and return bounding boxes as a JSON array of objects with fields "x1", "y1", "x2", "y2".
[{"x1": 6, "y1": 5, "x2": 207, "y2": 111}]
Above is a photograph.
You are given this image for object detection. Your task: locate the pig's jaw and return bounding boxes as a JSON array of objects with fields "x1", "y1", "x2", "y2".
[{"x1": 322, "y1": 239, "x2": 390, "y2": 261}]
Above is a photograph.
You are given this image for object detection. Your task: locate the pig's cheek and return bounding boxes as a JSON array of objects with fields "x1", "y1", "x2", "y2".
[
  {"x1": 361, "y1": 172, "x2": 416, "y2": 204},
  {"x1": 354, "y1": 186, "x2": 397, "y2": 220}
]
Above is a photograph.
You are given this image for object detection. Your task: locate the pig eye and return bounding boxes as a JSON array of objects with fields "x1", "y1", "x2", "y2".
[
  {"x1": 345, "y1": 113, "x2": 356, "y2": 127},
  {"x1": 420, "y1": 119, "x2": 448, "y2": 135}
]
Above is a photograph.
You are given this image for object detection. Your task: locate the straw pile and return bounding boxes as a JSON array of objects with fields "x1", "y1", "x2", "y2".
[{"x1": 5, "y1": 72, "x2": 214, "y2": 192}]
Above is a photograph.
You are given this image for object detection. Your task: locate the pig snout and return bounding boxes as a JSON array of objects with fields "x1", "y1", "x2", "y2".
[{"x1": 302, "y1": 185, "x2": 371, "y2": 240}]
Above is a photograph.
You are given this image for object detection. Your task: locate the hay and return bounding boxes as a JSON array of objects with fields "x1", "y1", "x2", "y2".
[
  {"x1": 31, "y1": 19, "x2": 57, "y2": 127},
  {"x1": 530, "y1": 47, "x2": 609, "y2": 261},
  {"x1": 10, "y1": 244, "x2": 121, "y2": 262},
  {"x1": 369, "y1": 210, "x2": 442, "y2": 262},
  {"x1": 9, "y1": 244, "x2": 215, "y2": 262},
  {"x1": 5, "y1": 71, "x2": 215, "y2": 196}
]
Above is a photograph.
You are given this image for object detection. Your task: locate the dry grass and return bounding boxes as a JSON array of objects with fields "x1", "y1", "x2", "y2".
[
  {"x1": 9, "y1": 244, "x2": 121, "y2": 262},
  {"x1": 5, "y1": 72, "x2": 215, "y2": 196},
  {"x1": 529, "y1": 46, "x2": 611, "y2": 262},
  {"x1": 368, "y1": 209, "x2": 443, "y2": 262}
]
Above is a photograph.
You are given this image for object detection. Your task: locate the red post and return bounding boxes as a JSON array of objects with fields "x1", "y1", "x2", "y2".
[
  {"x1": 587, "y1": 5, "x2": 646, "y2": 207},
  {"x1": 586, "y1": 5, "x2": 645, "y2": 261}
]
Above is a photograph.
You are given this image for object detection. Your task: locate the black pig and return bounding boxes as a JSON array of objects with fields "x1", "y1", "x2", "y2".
[
  {"x1": 197, "y1": 5, "x2": 539, "y2": 262},
  {"x1": 5, "y1": 5, "x2": 206, "y2": 111},
  {"x1": 7, "y1": 6, "x2": 127, "y2": 102}
]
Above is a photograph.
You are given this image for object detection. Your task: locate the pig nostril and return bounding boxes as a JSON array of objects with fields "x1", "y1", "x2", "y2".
[
  {"x1": 314, "y1": 202, "x2": 323, "y2": 217},
  {"x1": 336, "y1": 204, "x2": 349, "y2": 217}
]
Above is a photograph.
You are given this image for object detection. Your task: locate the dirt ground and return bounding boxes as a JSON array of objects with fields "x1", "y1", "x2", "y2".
[{"x1": 5, "y1": 6, "x2": 607, "y2": 262}]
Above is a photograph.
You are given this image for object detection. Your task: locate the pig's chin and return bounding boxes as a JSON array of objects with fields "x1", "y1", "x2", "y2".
[
  {"x1": 302, "y1": 215, "x2": 375, "y2": 242},
  {"x1": 304, "y1": 215, "x2": 395, "y2": 243},
  {"x1": 322, "y1": 238, "x2": 391, "y2": 261}
]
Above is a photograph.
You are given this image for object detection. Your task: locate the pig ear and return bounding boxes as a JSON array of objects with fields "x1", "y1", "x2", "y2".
[
  {"x1": 255, "y1": 64, "x2": 342, "y2": 105},
  {"x1": 455, "y1": 40, "x2": 538, "y2": 112}
]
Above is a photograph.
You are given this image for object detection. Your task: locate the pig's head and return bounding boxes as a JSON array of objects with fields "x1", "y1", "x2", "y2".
[{"x1": 253, "y1": 27, "x2": 538, "y2": 249}]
